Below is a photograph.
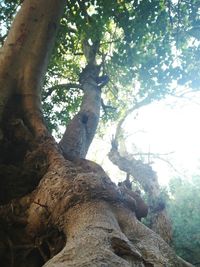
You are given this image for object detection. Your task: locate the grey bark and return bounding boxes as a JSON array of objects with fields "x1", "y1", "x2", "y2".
[
  {"x1": 59, "y1": 40, "x2": 102, "y2": 160},
  {"x1": 59, "y1": 64, "x2": 101, "y2": 159},
  {"x1": 109, "y1": 142, "x2": 172, "y2": 244}
]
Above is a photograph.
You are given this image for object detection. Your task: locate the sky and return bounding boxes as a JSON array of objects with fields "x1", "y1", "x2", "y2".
[{"x1": 87, "y1": 93, "x2": 200, "y2": 186}]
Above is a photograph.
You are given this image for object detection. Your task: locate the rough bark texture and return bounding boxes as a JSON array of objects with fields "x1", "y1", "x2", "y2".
[
  {"x1": 0, "y1": 1, "x2": 194, "y2": 267},
  {"x1": 59, "y1": 63, "x2": 101, "y2": 160},
  {"x1": 108, "y1": 142, "x2": 172, "y2": 244}
]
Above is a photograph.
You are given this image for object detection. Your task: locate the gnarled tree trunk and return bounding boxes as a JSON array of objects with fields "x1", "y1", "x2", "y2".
[
  {"x1": 0, "y1": 1, "x2": 193, "y2": 267},
  {"x1": 109, "y1": 141, "x2": 172, "y2": 244}
]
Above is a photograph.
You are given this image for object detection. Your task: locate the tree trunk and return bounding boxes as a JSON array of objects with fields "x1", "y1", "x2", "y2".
[
  {"x1": 0, "y1": 1, "x2": 193, "y2": 267},
  {"x1": 59, "y1": 63, "x2": 101, "y2": 160},
  {"x1": 109, "y1": 142, "x2": 172, "y2": 244}
]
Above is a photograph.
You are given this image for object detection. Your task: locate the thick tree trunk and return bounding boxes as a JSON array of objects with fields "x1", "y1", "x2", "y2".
[
  {"x1": 59, "y1": 39, "x2": 103, "y2": 160},
  {"x1": 0, "y1": 0, "x2": 65, "y2": 204},
  {"x1": 0, "y1": 1, "x2": 193, "y2": 267},
  {"x1": 27, "y1": 155, "x2": 192, "y2": 267},
  {"x1": 59, "y1": 64, "x2": 101, "y2": 160},
  {"x1": 0, "y1": 0, "x2": 65, "y2": 138}
]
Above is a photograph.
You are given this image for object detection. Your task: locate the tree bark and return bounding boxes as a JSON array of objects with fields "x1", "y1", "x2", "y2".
[
  {"x1": 59, "y1": 63, "x2": 101, "y2": 160},
  {"x1": 0, "y1": 1, "x2": 194, "y2": 267},
  {"x1": 0, "y1": 0, "x2": 65, "y2": 138},
  {"x1": 108, "y1": 140, "x2": 172, "y2": 244},
  {"x1": 0, "y1": 0, "x2": 66, "y2": 204}
]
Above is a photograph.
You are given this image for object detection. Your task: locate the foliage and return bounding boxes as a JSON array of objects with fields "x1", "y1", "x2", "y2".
[
  {"x1": 0, "y1": 0, "x2": 20, "y2": 45},
  {"x1": 167, "y1": 176, "x2": 200, "y2": 265},
  {"x1": 1, "y1": 0, "x2": 200, "y2": 138}
]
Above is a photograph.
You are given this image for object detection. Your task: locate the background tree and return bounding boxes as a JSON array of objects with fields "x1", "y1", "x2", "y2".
[
  {"x1": 109, "y1": 129, "x2": 173, "y2": 244},
  {"x1": 167, "y1": 176, "x2": 200, "y2": 266}
]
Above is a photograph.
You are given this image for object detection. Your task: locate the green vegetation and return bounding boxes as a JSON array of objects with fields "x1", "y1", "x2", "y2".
[
  {"x1": 1, "y1": 0, "x2": 199, "y2": 137},
  {"x1": 168, "y1": 176, "x2": 200, "y2": 265}
]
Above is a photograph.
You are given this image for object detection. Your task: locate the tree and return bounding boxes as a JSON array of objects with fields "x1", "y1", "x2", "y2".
[
  {"x1": 0, "y1": 0, "x2": 198, "y2": 266},
  {"x1": 168, "y1": 176, "x2": 200, "y2": 266},
  {"x1": 108, "y1": 133, "x2": 173, "y2": 244}
]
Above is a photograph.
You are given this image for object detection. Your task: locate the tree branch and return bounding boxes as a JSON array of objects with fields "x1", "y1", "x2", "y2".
[
  {"x1": 101, "y1": 98, "x2": 116, "y2": 115},
  {"x1": 59, "y1": 64, "x2": 101, "y2": 160},
  {"x1": 115, "y1": 93, "x2": 157, "y2": 141},
  {"x1": 42, "y1": 83, "x2": 82, "y2": 100}
]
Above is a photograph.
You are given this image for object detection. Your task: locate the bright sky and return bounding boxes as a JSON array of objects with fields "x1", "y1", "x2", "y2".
[
  {"x1": 88, "y1": 93, "x2": 200, "y2": 186},
  {"x1": 125, "y1": 94, "x2": 200, "y2": 184}
]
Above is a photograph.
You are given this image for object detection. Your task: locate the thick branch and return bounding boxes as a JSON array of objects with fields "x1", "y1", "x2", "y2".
[
  {"x1": 0, "y1": 0, "x2": 65, "y2": 138},
  {"x1": 115, "y1": 94, "x2": 157, "y2": 143},
  {"x1": 108, "y1": 143, "x2": 173, "y2": 243},
  {"x1": 59, "y1": 64, "x2": 101, "y2": 160},
  {"x1": 59, "y1": 36, "x2": 103, "y2": 160},
  {"x1": 109, "y1": 144, "x2": 159, "y2": 196}
]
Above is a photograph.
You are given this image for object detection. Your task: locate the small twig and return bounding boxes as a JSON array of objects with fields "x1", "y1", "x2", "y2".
[
  {"x1": 101, "y1": 99, "x2": 116, "y2": 110},
  {"x1": 100, "y1": 38, "x2": 121, "y2": 46},
  {"x1": 108, "y1": 79, "x2": 120, "y2": 95},
  {"x1": 131, "y1": 152, "x2": 174, "y2": 157},
  {"x1": 114, "y1": 93, "x2": 156, "y2": 142},
  {"x1": 129, "y1": 150, "x2": 185, "y2": 176},
  {"x1": 74, "y1": 52, "x2": 84, "y2": 56},
  {"x1": 42, "y1": 83, "x2": 82, "y2": 100},
  {"x1": 154, "y1": 155, "x2": 187, "y2": 178},
  {"x1": 101, "y1": 98, "x2": 116, "y2": 115}
]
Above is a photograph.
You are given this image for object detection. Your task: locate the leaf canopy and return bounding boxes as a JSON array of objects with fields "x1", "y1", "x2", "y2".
[{"x1": 1, "y1": 0, "x2": 200, "y2": 136}]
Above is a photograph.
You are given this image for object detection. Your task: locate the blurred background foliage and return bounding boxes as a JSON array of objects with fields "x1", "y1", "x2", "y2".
[{"x1": 167, "y1": 176, "x2": 200, "y2": 266}]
